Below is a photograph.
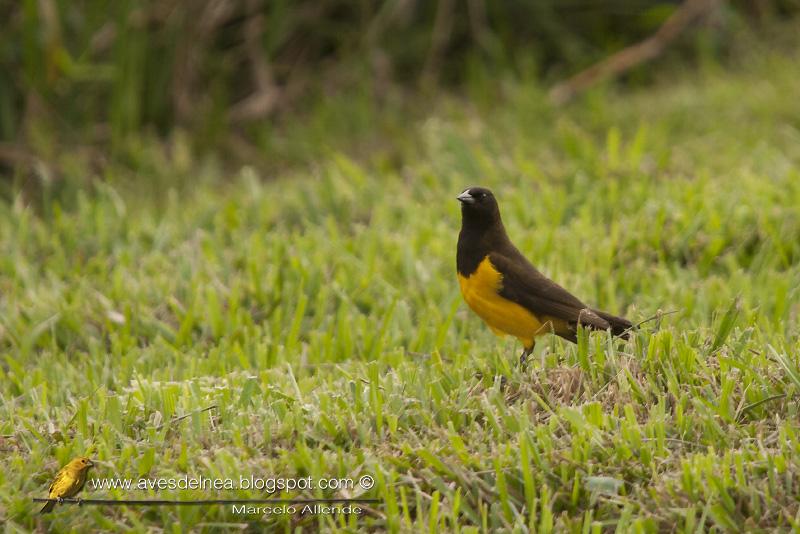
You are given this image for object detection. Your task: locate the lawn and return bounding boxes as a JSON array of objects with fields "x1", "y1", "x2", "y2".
[{"x1": 2, "y1": 48, "x2": 800, "y2": 532}]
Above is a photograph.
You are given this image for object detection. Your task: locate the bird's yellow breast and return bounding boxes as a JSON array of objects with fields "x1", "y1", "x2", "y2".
[
  {"x1": 457, "y1": 256, "x2": 545, "y2": 349},
  {"x1": 49, "y1": 467, "x2": 87, "y2": 498}
]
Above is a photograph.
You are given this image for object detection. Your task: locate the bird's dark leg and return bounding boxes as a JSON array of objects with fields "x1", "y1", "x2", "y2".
[
  {"x1": 77, "y1": 498, "x2": 84, "y2": 506},
  {"x1": 519, "y1": 342, "x2": 534, "y2": 367},
  {"x1": 57, "y1": 497, "x2": 64, "y2": 504}
]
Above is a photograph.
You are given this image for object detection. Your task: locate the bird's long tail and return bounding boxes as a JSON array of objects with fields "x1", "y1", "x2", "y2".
[
  {"x1": 591, "y1": 309, "x2": 633, "y2": 338},
  {"x1": 40, "y1": 500, "x2": 56, "y2": 514}
]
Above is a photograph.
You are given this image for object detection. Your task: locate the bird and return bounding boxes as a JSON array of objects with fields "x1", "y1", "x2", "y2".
[
  {"x1": 40, "y1": 456, "x2": 94, "y2": 514},
  {"x1": 456, "y1": 186, "x2": 632, "y2": 365}
]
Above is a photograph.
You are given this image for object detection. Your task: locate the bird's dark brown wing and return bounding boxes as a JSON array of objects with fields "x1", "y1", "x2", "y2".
[{"x1": 488, "y1": 251, "x2": 611, "y2": 331}]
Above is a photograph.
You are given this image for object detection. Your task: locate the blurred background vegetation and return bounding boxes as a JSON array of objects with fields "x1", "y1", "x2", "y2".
[{"x1": 1, "y1": 0, "x2": 799, "y2": 199}]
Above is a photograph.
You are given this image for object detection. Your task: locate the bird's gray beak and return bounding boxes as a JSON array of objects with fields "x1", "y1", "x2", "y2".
[
  {"x1": 87, "y1": 460, "x2": 95, "y2": 467},
  {"x1": 457, "y1": 191, "x2": 475, "y2": 204}
]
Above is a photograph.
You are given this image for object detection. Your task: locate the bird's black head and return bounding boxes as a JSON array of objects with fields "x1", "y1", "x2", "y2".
[{"x1": 457, "y1": 187, "x2": 502, "y2": 229}]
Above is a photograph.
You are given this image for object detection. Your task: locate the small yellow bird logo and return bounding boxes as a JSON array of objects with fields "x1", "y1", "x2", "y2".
[{"x1": 40, "y1": 456, "x2": 95, "y2": 514}]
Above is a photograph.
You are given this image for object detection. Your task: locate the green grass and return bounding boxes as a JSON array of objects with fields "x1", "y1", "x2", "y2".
[{"x1": 3, "y1": 49, "x2": 800, "y2": 532}]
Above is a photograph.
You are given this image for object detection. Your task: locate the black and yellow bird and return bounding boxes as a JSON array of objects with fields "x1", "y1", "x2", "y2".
[{"x1": 456, "y1": 186, "x2": 632, "y2": 364}]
